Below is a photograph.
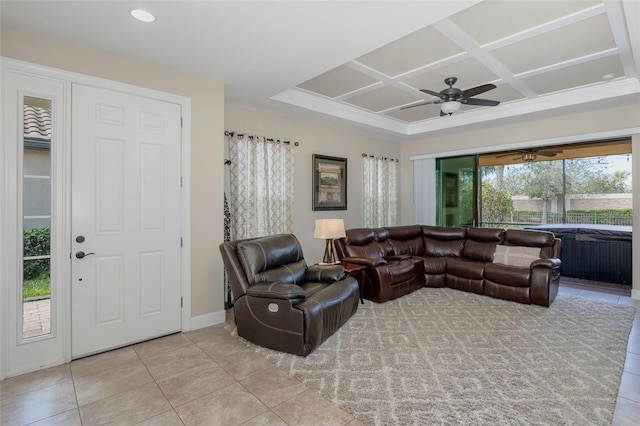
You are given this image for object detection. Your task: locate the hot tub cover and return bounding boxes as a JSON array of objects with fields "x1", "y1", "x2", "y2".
[{"x1": 525, "y1": 224, "x2": 631, "y2": 242}]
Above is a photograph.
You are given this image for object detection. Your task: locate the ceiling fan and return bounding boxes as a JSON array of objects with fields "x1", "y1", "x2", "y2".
[
  {"x1": 402, "y1": 77, "x2": 500, "y2": 116},
  {"x1": 496, "y1": 148, "x2": 563, "y2": 162}
]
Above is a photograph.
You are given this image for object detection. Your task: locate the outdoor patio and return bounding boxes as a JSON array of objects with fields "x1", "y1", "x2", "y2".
[{"x1": 23, "y1": 299, "x2": 51, "y2": 338}]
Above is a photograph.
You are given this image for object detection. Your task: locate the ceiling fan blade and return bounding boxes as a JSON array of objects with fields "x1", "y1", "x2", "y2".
[
  {"x1": 401, "y1": 100, "x2": 438, "y2": 110},
  {"x1": 463, "y1": 98, "x2": 500, "y2": 107},
  {"x1": 461, "y1": 83, "x2": 496, "y2": 98},
  {"x1": 420, "y1": 89, "x2": 443, "y2": 98},
  {"x1": 537, "y1": 151, "x2": 559, "y2": 157},
  {"x1": 495, "y1": 151, "x2": 520, "y2": 158}
]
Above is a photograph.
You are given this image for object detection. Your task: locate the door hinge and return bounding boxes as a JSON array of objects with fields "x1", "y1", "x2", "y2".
[
  {"x1": 180, "y1": 237, "x2": 183, "y2": 247},
  {"x1": 180, "y1": 116, "x2": 183, "y2": 128},
  {"x1": 180, "y1": 177, "x2": 183, "y2": 188},
  {"x1": 180, "y1": 297, "x2": 183, "y2": 308}
]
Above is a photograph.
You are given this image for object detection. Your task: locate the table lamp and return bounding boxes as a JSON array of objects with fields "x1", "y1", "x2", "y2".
[{"x1": 314, "y1": 219, "x2": 346, "y2": 264}]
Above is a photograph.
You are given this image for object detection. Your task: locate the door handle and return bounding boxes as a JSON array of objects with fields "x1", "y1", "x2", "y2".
[{"x1": 75, "y1": 251, "x2": 95, "y2": 259}]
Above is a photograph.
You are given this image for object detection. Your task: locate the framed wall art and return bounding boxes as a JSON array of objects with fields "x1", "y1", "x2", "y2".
[{"x1": 313, "y1": 154, "x2": 347, "y2": 211}]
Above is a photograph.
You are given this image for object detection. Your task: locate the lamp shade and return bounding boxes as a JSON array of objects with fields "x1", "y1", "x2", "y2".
[
  {"x1": 314, "y1": 219, "x2": 345, "y2": 239},
  {"x1": 441, "y1": 100, "x2": 461, "y2": 115}
]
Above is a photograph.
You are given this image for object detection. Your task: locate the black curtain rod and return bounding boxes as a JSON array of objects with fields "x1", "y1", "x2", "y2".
[
  {"x1": 362, "y1": 153, "x2": 399, "y2": 162},
  {"x1": 225, "y1": 130, "x2": 299, "y2": 146}
]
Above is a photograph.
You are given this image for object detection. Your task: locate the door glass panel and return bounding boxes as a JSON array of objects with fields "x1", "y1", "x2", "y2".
[
  {"x1": 22, "y1": 96, "x2": 53, "y2": 340},
  {"x1": 436, "y1": 155, "x2": 477, "y2": 227}
]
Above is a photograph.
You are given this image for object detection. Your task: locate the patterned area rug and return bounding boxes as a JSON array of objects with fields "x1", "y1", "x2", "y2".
[{"x1": 246, "y1": 287, "x2": 635, "y2": 425}]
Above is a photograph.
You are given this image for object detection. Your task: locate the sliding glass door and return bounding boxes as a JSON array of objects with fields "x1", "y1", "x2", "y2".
[{"x1": 436, "y1": 156, "x2": 477, "y2": 227}]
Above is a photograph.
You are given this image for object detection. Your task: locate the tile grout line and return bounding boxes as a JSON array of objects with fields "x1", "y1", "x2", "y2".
[{"x1": 135, "y1": 346, "x2": 185, "y2": 426}]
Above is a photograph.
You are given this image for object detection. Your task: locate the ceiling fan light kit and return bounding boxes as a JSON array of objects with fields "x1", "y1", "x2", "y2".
[{"x1": 441, "y1": 100, "x2": 461, "y2": 115}]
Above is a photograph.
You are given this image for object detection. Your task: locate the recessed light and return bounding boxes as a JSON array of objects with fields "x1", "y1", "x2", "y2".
[
  {"x1": 602, "y1": 73, "x2": 615, "y2": 81},
  {"x1": 130, "y1": 9, "x2": 155, "y2": 23}
]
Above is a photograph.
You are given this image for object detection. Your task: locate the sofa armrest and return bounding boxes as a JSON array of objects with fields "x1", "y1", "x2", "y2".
[
  {"x1": 306, "y1": 265, "x2": 345, "y2": 282},
  {"x1": 342, "y1": 256, "x2": 387, "y2": 267},
  {"x1": 246, "y1": 282, "x2": 306, "y2": 300},
  {"x1": 531, "y1": 258, "x2": 561, "y2": 269},
  {"x1": 386, "y1": 254, "x2": 411, "y2": 261}
]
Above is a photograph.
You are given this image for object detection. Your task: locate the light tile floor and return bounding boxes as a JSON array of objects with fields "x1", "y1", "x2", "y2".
[
  {"x1": 557, "y1": 278, "x2": 640, "y2": 426},
  {"x1": 1, "y1": 279, "x2": 639, "y2": 426}
]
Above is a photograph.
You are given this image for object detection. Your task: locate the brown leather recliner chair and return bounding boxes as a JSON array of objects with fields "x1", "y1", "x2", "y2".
[{"x1": 219, "y1": 233, "x2": 360, "y2": 356}]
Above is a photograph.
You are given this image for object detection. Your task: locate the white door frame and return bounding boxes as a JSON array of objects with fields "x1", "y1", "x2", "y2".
[{"x1": 0, "y1": 57, "x2": 192, "y2": 378}]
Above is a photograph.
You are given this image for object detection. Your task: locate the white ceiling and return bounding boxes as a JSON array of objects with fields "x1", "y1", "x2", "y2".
[{"x1": 2, "y1": 1, "x2": 639, "y2": 142}]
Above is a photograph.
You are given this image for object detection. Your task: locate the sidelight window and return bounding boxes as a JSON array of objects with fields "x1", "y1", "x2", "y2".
[{"x1": 21, "y1": 96, "x2": 53, "y2": 341}]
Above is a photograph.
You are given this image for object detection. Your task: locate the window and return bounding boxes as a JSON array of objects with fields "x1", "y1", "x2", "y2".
[{"x1": 22, "y1": 97, "x2": 53, "y2": 340}]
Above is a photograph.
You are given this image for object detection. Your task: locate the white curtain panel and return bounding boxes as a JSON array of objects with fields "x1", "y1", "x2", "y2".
[
  {"x1": 228, "y1": 134, "x2": 294, "y2": 239},
  {"x1": 363, "y1": 156, "x2": 398, "y2": 227}
]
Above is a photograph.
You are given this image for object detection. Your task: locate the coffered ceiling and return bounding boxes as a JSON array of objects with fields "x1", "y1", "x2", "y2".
[
  {"x1": 2, "y1": 1, "x2": 639, "y2": 141},
  {"x1": 274, "y1": 0, "x2": 640, "y2": 137}
]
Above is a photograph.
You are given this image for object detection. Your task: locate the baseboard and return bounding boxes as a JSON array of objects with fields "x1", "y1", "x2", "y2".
[
  {"x1": 5, "y1": 357, "x2": 66, "y2": 379},
  {"x1": 632, "y1": 288, "x2": 640, "y2": 301},
  {"x1": 187, "y1": 309, "x2": 227, "y2": 331}
]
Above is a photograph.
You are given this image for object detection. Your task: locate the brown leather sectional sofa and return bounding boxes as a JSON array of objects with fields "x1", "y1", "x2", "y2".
[{"x1": 335, "y1": 225, "x2": 561, "y2": 307}]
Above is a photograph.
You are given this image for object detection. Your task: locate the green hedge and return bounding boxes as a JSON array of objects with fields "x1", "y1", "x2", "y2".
[
  {"x1": 565, "y1": 209, "x2": 632, "y2": 215},
  {"x1": 514, "y1": 209, "x2": 632, "y2": 214},
  {"x1": 23, "y1": 227, "x2": 50, "y2": 280},
  {"x1": 511, "y1": 209, "x2": 632, "y2": 226}
]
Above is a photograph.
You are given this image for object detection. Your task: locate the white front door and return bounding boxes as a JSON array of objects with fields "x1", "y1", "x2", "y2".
[{"x1": 71, "y1": 85, "x2": 182, "y2": 358}]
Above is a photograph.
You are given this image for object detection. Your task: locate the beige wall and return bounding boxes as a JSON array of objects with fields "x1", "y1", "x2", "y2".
[
  {"x1": 1, "y1": 27, "x2": 225, "y2": 318},
  {"x1": 225, "y1": 104, "x2": 400, "y2": 262}
]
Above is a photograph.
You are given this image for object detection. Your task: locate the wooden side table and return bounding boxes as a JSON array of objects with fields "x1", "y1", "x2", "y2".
[{"x1": 340, "y1": 262, "x2": 367, "y2": 304}]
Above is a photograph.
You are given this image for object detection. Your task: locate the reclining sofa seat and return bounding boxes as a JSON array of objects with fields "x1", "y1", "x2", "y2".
[
  {"x1": 445, "y1": 227, "x2": 505, "y2": 295},
  {"x1": 421, "y1": 225, "x2": 467, "y2": 287},
  {"x1": 484, "y1": 229, "x2": 561, "y2": 306},
  {"x1": 334, "y1": 228, "x2": 424, "y2": 303},
  {"x1": 378, "y1": 226, "x2": 427, "y2": 297},
  {"x1": 219, "y1": 233, "x2": 360, "y2": 356}
]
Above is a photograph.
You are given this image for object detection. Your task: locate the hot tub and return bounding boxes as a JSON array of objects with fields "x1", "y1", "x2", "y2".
[{"x1": 525, "y1": 224, "x2": 632, "y2": 285}]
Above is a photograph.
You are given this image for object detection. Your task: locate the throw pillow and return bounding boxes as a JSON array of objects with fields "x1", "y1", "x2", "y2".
[{"x1": 493, "y1": 245, "x2": 541, "y2": 268}]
